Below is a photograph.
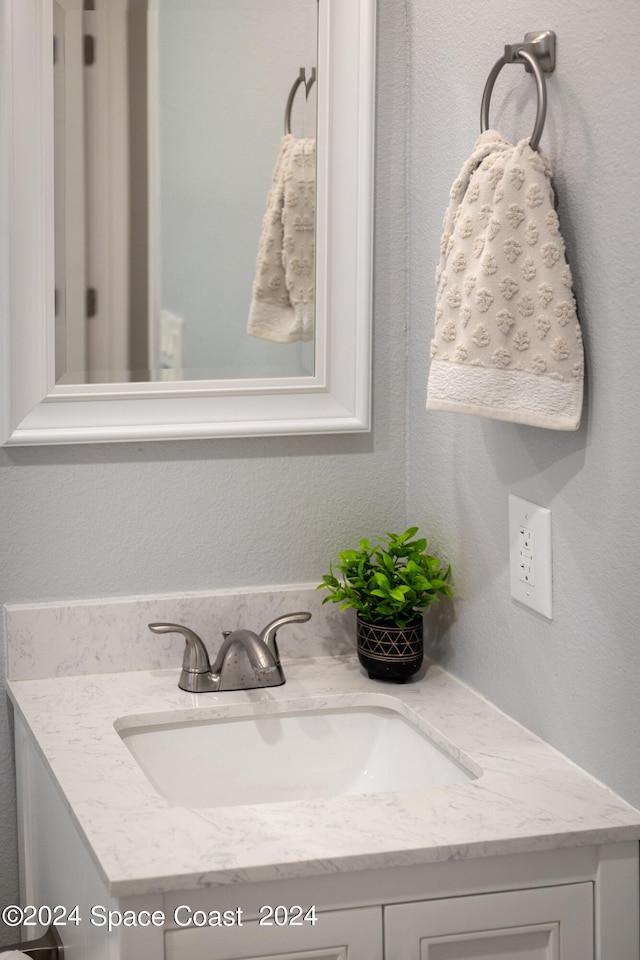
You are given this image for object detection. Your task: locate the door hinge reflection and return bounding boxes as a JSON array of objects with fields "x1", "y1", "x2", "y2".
[
  {"x1": 86, "y1": 287, "x2": 97, "y2": 319},
  {"x1": 83, "y1": 33, "x2": 95, "y2": 66}
]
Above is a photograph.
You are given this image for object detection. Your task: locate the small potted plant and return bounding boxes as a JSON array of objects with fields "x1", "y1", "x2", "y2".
[{"x1": 318, "y1": 527, "x2": 452, "y2": 682}]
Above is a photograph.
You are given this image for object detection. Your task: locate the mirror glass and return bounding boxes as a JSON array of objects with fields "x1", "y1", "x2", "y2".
[{"x1": 53, "y1": 0, "x2": 318, "y2": 386}]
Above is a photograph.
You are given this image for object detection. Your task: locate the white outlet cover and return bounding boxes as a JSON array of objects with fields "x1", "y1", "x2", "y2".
[{"x1": 509, "y1": 495, "x2": 553, "y2": 619}]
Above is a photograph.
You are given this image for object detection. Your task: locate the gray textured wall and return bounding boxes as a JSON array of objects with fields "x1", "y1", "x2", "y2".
[{"x1": 407, "y1": 0, "x2": 640, "y2": 804}]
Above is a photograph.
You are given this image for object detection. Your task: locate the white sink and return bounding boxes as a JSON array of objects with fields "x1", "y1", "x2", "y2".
[{"x1": 117, "y1": 704, "x2": 477, "y2": 808}]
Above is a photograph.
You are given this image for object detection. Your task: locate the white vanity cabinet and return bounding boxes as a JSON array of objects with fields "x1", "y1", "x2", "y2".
[
  {"x1": 14, "y1": 719, "x2": 633, "y2": 960},
  {"x1": 164, "y1": 884, "x2": 593, "y2": 960},
  {"x1": 384, "y1": 883, "x2": 593, "y2": 959},
  {"x1": 164, "y1": 907, "x2": 383, "y2": 960},
  {"x1": 11, "y1": 684, "x2": 640, "y2": 960}
]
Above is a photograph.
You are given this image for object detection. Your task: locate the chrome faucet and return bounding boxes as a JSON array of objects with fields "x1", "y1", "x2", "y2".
[{"x1": 148, "y1": 612, "x2": 311, "y2": 692}]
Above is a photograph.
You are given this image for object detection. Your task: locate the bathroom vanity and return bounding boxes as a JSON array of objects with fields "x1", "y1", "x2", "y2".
[{"x1": 6, "y1": 587, "x2": 640, "y2": 959}]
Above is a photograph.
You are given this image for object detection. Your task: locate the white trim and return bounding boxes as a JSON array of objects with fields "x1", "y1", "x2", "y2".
[
  {"x1": 594, "y1": 842, "x2": 640, "y2": 960},
  {"x1": 53, "y1": 0, "x2": 87, "y2": 382},
  {"x1": 83, "y1": 0, "x2": 131, "y2": 381},
  {"x1": 0, "y1": 0, "x2": 12, "y2": 443},
  {"x1": 1, "y1": 0, "x2": 375, "y2": 444},
  {"x1": 146, "y1": 0, "x2": 161, "y2": 374}
]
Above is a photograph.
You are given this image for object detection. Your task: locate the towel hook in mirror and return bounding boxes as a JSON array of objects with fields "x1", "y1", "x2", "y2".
[
  {"x1": 480, "y1": 30, "x2": 556, "y2": 152},
  {"x1": 284, "y1": 67, "x2": 317, "y2": 135}
]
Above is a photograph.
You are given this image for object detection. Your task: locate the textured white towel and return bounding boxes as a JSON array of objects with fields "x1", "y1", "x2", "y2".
[
  {"x1": 427, "y1": 130, "x2": 584, "y2": 430},
  {"x1": 248, "y1": 134, "x2": 315, "y2": 343}
]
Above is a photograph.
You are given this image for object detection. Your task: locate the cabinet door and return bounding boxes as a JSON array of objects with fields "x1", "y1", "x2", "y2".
[
  {"x1": 384, "y1": 883, "x2": 593, "y2": 960},
  {"x1": 164, "y1": 905, "x2": 382, "y2": 960}
]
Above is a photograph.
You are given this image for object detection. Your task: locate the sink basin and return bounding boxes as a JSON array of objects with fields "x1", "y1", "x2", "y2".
[{"x1": 117, "y1": 704, "x2": 477, "y2": 808}]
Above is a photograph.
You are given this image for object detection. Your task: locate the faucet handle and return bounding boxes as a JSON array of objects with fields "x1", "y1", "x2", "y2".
[
  {"x1": 148, "y1": 622, "x2": 211, "y2": 674},
  {"x1": 259, "y1": 611, "x2": 312, "y2": 659}
]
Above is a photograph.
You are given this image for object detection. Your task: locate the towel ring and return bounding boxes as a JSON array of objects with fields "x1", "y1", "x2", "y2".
[
  {"x1": 284, "y1": 67, "x2": 316, "y2": 135},
  {"x1": 480, "y1": 45, "x2": 548, "y2": 151}
]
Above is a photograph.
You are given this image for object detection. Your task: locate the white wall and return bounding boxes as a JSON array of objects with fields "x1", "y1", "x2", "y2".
[
  {"x1": 407, "y1": 0, "x2": 640, "y2": 804},
  {"x1": 2, "y1": 0, "x2": 640, "y2": 941}
]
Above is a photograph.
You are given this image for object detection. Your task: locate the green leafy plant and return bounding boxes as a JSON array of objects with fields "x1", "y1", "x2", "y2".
[{"x1": 318, "y1": 527, "x2": 452, "y2": 629}]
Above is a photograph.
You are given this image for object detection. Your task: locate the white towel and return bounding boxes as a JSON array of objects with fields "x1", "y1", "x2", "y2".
[
  {"x1": 248, "y1": 135, "x2": 315, "y2": 343},
  {"x1": 426, "y1": 130, "x2": 584, "y2": 430}
]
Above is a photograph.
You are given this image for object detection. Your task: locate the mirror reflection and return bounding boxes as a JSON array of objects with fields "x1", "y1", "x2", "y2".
[{"x1": 53, "y1": 0, "x2": 318, "y2": 385}]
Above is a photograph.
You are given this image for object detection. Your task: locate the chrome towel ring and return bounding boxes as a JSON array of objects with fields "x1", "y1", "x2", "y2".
[
  {"x1": 480, "y1": 30, "x2": 556, "y2": 152},
  {"x1": 284, "y1": 67, "x2": 317, "y2": 136}
]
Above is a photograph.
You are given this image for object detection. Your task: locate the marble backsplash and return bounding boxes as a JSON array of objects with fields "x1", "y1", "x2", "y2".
[{"x1": 4, "y1": 584, "x2": 356, "y2": 681}]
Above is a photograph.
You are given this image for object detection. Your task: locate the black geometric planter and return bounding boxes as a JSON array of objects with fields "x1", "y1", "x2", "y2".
[{"x1": 356, "y1": 614, "x2": 423, "y2": 683}]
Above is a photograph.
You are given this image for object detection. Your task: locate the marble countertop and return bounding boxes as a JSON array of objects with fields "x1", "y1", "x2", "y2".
[{"x1": 8, "y1": 656, "x2": 640, "y2": 897}]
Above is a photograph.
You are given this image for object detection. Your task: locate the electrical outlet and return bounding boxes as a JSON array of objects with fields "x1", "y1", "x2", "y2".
[{"x1": 509, "y1": 495, "x2": 552, "y2": 619}]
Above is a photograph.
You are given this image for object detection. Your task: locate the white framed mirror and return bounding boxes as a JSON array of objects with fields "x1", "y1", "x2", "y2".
[{"x1": 0, "y1": 0, "x2": 375, "y2": 444}]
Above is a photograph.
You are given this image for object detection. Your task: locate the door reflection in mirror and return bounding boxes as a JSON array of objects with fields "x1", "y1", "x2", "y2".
[{"x1": 53, "y1": 0, "x2": 318, "y2": 385}]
